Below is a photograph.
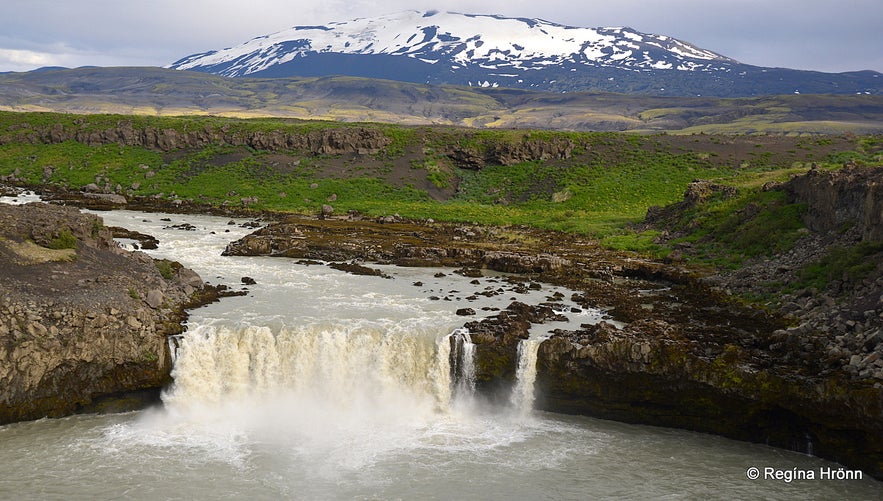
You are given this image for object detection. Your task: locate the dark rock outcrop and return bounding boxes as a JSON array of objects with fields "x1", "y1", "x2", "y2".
[
  {"x1": 462, "y1": 302, "x2": 566, "y2": 401},
  {"x1": 0, "y1": 121, "x2": 392, "y2": 156},
  {"x1": 446, "y1": 136, "x2": 575, "y2": 170},
  {"x1": 780, "y1": 163, "x2": 883, "y2": 242},
  {"x1": 593, "y1": 166, "x2": 883, "y2": 477},
  {"x1": 532, "y1": 321, "x2": 883, "y2": 479},
  {"x1": 109, "y1": 226, "x2": 159, "y2": 250},
  {"x1": 645, "y1": 180, "x2": 737, "y2": 225},
  {"x1": 645, "y1": 166, "x2": 883, "y2": 385},
  {"x1": 221, "y1": 216, "x2": 573, "y2": 275},
  {"x1": 327, "y1": 261, "x2": 391, "y2": 278},
  {"x1": 451, "y1": 292, "x2": 882, "y2": 478},
  {"x1": 0, "y1": 202, "x2": 206, "y2": 424}
]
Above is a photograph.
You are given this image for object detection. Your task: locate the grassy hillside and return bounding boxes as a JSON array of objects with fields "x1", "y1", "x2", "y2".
[{"x1": 2, "y1": 111, "x2": 881, "y2": 259}]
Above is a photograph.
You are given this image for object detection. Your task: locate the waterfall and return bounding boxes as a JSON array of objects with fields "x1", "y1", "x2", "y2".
[
  {"x1": 164, "y1": 312, "x2": 560, "y2": 427},
  {"x1": 163, "y1": 321, "x2": 456, "y2": 413},
  {"x1": 449, "y1": 328, "x2": 476, "y2": 400},
  {"x1": 510, "y1": 337, "x2": 546, "y2": 415}
]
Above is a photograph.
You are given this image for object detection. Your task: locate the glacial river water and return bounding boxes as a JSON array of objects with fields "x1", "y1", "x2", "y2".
[{"x1": 0, "y1": 197, "x2": 880, "y2": 499}]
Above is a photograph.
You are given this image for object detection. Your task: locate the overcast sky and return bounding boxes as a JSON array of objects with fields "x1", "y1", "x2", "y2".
[{"x1": 2, "y1": 0, "x2": 881, "y2": 74}]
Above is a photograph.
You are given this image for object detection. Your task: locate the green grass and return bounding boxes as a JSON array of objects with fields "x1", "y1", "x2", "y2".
[
  {"x1": 600, "y1": 230, "x2": 669, "y2": 258},
  {"x1": 450, "y1": 142, "x2": 729, "y2": 235},
  {"x1": 652, "y1": 189, "x2": 810, "y2": 268},
  {"x1": 0, "y1": 142, "x2": 163, "y2": 187},
  {"x1": 47, "y1": 228, "x2": 77, "y2": 250},
  {"x1": 1, "y1": 111, "x2": 881, "y2": 264},
  {"x1": 155, "y1": 260, "x2": 175, "y2": 280},
  {"x1": 798, "y1": 242, "x2": 883, "y2": 290}
]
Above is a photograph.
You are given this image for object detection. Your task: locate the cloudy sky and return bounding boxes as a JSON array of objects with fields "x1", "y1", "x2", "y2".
[{"x1": 2, "y1": 0, "x2": 881, "y2": 74}]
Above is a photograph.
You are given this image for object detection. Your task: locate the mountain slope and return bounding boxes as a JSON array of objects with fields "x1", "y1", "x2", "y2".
[
  {"x1": 3, "y1": 67, "x2": 883, "y2": 134},
  {"x1": 168, "y1": 10, "x2": 882, "y2": 97}
]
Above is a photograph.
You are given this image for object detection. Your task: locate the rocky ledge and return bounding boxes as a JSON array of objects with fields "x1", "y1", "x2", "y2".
[
  {"x1": 460, "y1": 299, "x2": 882, "y2": 480},
  {"x1": 717, "y1": 165, "x2": 883, "y2": 383},
  {"x1": 0, "y1": 202, "x2": 210, "y2": 423}
]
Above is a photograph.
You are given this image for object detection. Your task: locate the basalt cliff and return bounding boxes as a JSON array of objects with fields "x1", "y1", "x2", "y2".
[
  {"x1": 0, "y1": 120, "x2": 393, "y2": 156},
  {"x1": 0, "y1": 119, "x2": 574, "y2": 171},
  {"x1": 482, "y1": 166, "x2": 883, "y2": 479},
  {"x1": 0, "y1": 202, "x2": 207, "y2": 423}
]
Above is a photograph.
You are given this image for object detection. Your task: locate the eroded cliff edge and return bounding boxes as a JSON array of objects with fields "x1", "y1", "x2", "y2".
[{"x1": 0, "y1": 202, "x2": 206, "y2": 423}]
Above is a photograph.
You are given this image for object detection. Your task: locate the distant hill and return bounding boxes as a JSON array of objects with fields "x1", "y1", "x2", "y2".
[
  {"x1": 1, "y1": 66, "x2": 882, "y2": 134},
  {"x1": 168, "y1": 10, "x2": 882, "y2": 98}
]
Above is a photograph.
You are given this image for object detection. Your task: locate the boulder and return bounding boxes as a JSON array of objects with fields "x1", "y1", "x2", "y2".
[{"x1": 145, "y1": 289, "x2": 164, "y2": 309}]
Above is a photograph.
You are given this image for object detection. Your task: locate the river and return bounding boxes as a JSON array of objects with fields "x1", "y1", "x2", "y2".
[{"x1": 0, "y1": 196, "x2": 880, "y2": 499}]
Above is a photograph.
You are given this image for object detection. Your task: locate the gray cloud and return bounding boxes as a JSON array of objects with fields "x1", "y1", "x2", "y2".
[{"x1": 1, "y1": 0, "x2": 880, "y2": 73}]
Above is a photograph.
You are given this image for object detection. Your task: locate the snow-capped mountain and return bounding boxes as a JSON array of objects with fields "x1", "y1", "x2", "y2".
[
  {"x1": 170, "y1": 11, "x2": 733, "y2": 76},
  {"x1": 169, "y1": 11, "x2": 881, "y2": 97}
]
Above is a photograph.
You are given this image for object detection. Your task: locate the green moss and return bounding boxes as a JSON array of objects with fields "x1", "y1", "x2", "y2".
[
  {"x1": 427, "y1": 171, "x2": 450, "y2": 189},
  {"x1": 90, "y1": 220, "x2": 104, "y2": 238},
  {"x1": 139, "y1": 350, "x2": 159, "y2": 363},
  {"x1": 155, "y1": 260, "x2": 175, "y2": 280},
  {"x1": 47, "y1": 228, "x2": 77, "y2": 250}
]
